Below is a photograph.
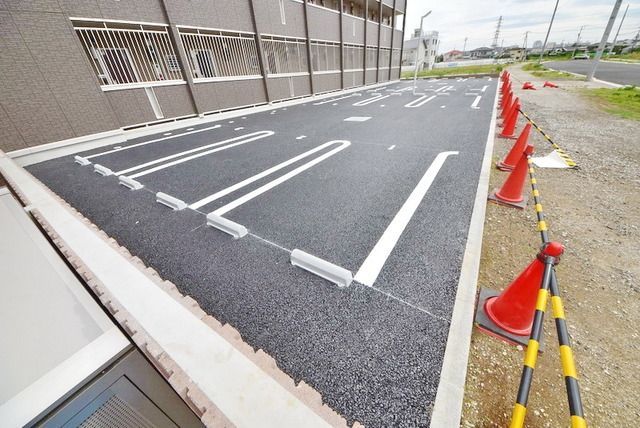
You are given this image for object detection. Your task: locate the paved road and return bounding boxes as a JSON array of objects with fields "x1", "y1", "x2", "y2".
[
  {"x1": 546, "y1": 59, "x2": 640, "y2": 86},
  {"x1": 29, "y1": 77, "x2": 497, "y2": 427}
]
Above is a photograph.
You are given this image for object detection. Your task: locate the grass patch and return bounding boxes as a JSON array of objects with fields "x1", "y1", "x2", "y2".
[
  {"x1": 401, "y1": 63, "x2": 502, "y2": 78},
  {"x1": 605, "y1": 51, "x2": 640, "y2": 63},
  {"x1": 583, "y1": 86, "x2": 640, "y2": 120},
  {"x1": 522, "y1": 62, "x2": 580, "y2": 80}
]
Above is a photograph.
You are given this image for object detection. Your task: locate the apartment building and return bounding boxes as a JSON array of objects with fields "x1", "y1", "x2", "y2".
[{"x1": 0, "y1": 0, "x2": 406, "y2": 152}]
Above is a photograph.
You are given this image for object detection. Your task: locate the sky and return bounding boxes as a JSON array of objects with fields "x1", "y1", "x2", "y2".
[{"x1": 403, "y1": 0, "x2": 640, "y2": 53}]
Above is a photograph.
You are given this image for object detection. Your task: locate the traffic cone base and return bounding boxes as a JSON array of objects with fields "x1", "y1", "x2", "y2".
[
  {"x1": 488, "y1": 189, "x2": 528, "y2": 209},
  {"x1": 497, "y1": 123, "x2": 532, "y2": 171},
  {"x1": 475, "y1": 288, "x2": 545, "y2": 349}
]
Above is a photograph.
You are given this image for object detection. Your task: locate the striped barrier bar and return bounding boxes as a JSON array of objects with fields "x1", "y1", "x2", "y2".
[
  {"x1": 510, "y1": 244, "x2": 558, "y2": 428},
  {"x1": 525, "y1": 157, "x2": 587, "y2": 427},
  {"x1": 518, "y1": 110, "x2": 578, "y2": 169}
]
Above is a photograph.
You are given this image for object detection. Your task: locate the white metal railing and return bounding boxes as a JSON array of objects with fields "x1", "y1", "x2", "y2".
[
  {"x1": 379, "y1": 47, "x2": 391, "y2": 68},
  {"x1": 392, "y1": 48, "x2": 401, "y2": 67},
  {"x1": 178, "y1": 27, "x2": 261, "y2": 82},
  {"x1": 344, "y1": 43, "x2": 364, "y2": 71},
  {"x1": 310, "y1": 40, "x2": 340, "y2": 73},
  {"x1": 366, "y1": 46, "x2": 378, "y2": 68},
  {"x1": 261, "y1": 36, "x2": 309, "y2": 76},
  {"x1": 73, "y1": 19, "x2": 184, "y2": 89}
]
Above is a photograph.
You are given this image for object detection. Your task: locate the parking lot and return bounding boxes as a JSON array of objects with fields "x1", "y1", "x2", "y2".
[{"x1": 29, "y1": 76, "x2": 497, "y2": 427}]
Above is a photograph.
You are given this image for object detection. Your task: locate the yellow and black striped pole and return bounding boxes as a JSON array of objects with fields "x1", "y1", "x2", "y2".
[
  {"x1": 526, "y1": 157, "x2": 587, "y2": 428},
  {"x1": 510, "y1": 243, "x2": 559, "y2": 428},
  {"x1": 518, "y1": 109, "x2": 577, "y2": 168}
]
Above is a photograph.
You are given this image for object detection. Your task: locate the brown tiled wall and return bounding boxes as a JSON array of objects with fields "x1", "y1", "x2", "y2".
[{"x1": 0, "y1": 0, "x2": 405, "y2": 153}]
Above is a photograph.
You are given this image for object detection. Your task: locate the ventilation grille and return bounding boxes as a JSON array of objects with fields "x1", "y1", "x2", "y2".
[{"x1": 79, "y1": 395, "x2": 155, "y2": 428}]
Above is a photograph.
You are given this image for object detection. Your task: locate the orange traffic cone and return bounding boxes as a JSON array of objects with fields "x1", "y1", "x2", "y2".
[
  {"x1": 501, "y1": 91, "x2": 514, "y2": 118},
  {"x1": 500, "y1": 83, "x2": 511, "y2": 109},
  {"x1": 522, "y1": 82, "x2": 536, "y2": 90},
  {"x1": 475, "y1": 242, "x2": 565, "y2": 346},
  {"x1": 489, "y1": 145, "x2": 534, "y2": 208},
  {"x1": 497, "y1": 123, "x2": 532, "y2": 171},
  {"x1": 499, "y1": 99, "x2": 520, "y2": 138},
  {"x1": 500, "y1": 98, "x2": 521, "y2": 127},
  {"x1": 543, "y1": 81, "x2": 558, "y2": 88}
]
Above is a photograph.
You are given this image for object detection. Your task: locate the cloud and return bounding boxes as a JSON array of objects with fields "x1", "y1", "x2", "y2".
[{"x1": 403, "y1": 0, "x2": 640, "y2": 53}]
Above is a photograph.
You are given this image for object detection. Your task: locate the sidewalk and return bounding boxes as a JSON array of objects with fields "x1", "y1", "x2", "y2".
[{"x1": 461, "y1": 65, "x2": 640, "y2": 426}]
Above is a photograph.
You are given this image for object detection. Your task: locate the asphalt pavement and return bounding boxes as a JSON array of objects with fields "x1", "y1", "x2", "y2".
[
  {"x1": 546, "y1": 59, "x2": 640, "y2": 86},
  {"x1": 28, "y1": 77, "x2": 498, "y2": 427}
]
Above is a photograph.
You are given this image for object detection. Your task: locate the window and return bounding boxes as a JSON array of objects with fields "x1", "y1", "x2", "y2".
[
  {"x1": 178, "y1": 28, "x2": 261, "y2": 81},
  {"x1": 73, "y1": 19, "x2": 183, "y2": 88},
  {"x1": 344, "y1": 44, "x2": 364, "y2": 71},
  {"x1": 261, "y1": 36, "x2": 308, "y2": 75},
  {"x1": 310, "y1": 40, "x2": 340, "y2": 72}
]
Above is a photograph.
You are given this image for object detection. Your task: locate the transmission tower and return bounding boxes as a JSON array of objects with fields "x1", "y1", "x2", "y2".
[{"x1": 491, "y1": 16, "x2": 503, "y2": 49}]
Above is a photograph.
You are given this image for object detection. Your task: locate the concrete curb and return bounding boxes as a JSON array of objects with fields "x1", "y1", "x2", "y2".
[
  {"x1": 429, "y1": 72, "x2": 501, "y2": 427},
  {"x1": 0, "y1": 155, "x2": 360, "y2": 427}
]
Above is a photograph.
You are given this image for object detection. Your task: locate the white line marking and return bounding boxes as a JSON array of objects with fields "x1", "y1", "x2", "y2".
[
  {"x1": 116, "y1": 131, "x2": 273, "y2": 177},
  {"x1": 229, "y1": 120, "x2": 234, "y2": 123},
  {"x1": 353, "y1": 94, "x2": 390, "y2": 106},
  {"x1": 332, "y1": 103, "x2": 338, "y2": 106},
  {"x1": 85, "y1": 125, "x2": 221, "y2": 159},
  {"x1": 434, "y1": 85, "x2": 450, "y2": 93},
  {"x1": 380, "y1": 105, "x2": 385, "y2": 107},
  {"x1": 235, "y1": 127, "x2": 244, "y2": 130},
  {"x1": 344, "y1": 116, "x2": 372, "y2": 122},
  {"x1": 187, "y1": 127, "x2": 194, "y2": 131},
  {"x1": 481, "y1": 85, "x2": 489, "y2": 92},
  {"x1": 471, "y1": 95, "x2": 482, "y2": 109},
  {"x1": 189, "y1": 141, "x2": 345, "y2": 210},
  {"x1": 313, "y1": 94, "x2": 355, "y2": 105},
  {"x1": 163, "y1": 132, "x2": 172, "y2": 136},
  {"x1": 441, "y1": 105, "x2": 446, "y2": 108},
  {"x1": 296, "y1": 135, "x2": 306, "y2": 140},
  {"x1": 394, "y1": 86, "x2": 415, "y2": 92},
  {"x1": 354, "y1": 151, "x2": 459, "y2": 286},
  {"x1": 387, "y1": 145, "x2": 396, "y2": 151},
  {"x1": 404, "y1": 95, "x2": 436, "y2": 108},
  {"x1": 212, "y1": 141, "x2": 350, "y2": 216},
  {"x1": 487, "y1": 77, "x2": 493, "y2": 81}
]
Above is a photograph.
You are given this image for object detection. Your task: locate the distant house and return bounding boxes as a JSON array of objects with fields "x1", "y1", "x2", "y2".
[
  {"x1": 443, "y1": 49, "x2": 463, "y2": 62},
  {"x1": 402, "y1": 29, "x2": 439, "y2": 70},
  {"x1": 506, "y1": 47, "x2": 526, "y2": 61},
  {"x1": 469, "y1": 47, "x2": 494, "y2": 59}
]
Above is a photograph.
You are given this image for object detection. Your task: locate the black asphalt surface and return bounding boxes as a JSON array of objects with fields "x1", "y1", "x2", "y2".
[
  {"x1": 546, "y1": 59, "x2": 640, "y2": 86},
  {"x1": 28, "y1": 77, "x2": 497, "y2": 427}
]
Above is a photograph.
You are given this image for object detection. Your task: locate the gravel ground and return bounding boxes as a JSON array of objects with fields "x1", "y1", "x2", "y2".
[{"x1": 461, "y1": 65, "x2": 640, "y2": 426}]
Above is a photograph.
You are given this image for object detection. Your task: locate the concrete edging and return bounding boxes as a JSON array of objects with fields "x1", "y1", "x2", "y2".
[{"x1": 429, "y1": 73, "x2": 501, "y2": 427}]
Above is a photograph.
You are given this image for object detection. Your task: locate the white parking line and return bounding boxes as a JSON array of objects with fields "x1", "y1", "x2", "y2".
[
  {"x1": 212, "y1": 141, "x2": 351, "y2": 216},
  {"x1": 481, "y1": 85, "x2": 489, "y2": 92},
  {"x1": 471, "y1": 96, "x2": 482, "y2": 109},
  {"x1": 388, "y1": 145, "x2": 396, "y2": 151},
  {"x1": 344, "y1": 116, "x2": 372, "y2": 122},
  {"x1": 189, "y1": 141, "x2": 347, "y2": 210},
  {"x1": 434, "y1": 85, "x2": 450, "y2": 93},
  {"x1": 313, "y1": 94, "x2": 356, "y2": 105},
  {"x1": 85, "y1": 125, "x2": 221, "y2": 160},
  {"x1": 404, "y1": 95, "x2": 436, "y2": 108},
  {"x1": 354, "y1": 151, "x2": 459, "y2": 286},
  {"x1": 296, "y1": 135, "x2": 306, "y2": 140},
  {"x1": 353, "y1": 95, "x2": 390, "y2": 106},
  {"x1": 115, "y1": 131, "x2": 274, "y2": 177}
]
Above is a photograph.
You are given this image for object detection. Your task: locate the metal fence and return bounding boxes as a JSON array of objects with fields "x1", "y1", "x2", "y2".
[
  {"x1": 344, "y1": 43, "x2": 364, "y2": 71},
  {"x1": 366, "y1": 46, "x2": 378, "y2": 69},
  {"x1": 261, "y1": 36, "x2": 309, "y2": 75},
  {"x1": 73, "y1": 19, "x2": 183, "y2": 89},
  {"x1": 310, "y1": 40, "x2": 341, "y2": 73},
  {"x1": 178, "y1": 27, "x2": 261, "y2": 81},
  {"x1": 392, "y1": 48, "x2": 401, "y2": 67}
]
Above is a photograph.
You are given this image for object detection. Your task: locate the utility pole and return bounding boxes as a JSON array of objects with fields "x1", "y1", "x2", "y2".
[
  {"x1": 588, "y1": 0, "x2": 622, "y2": 81},
  {"x1": 608, "y1": 3, "x2": 629, "y2": 55},
  {"x1": 571, "y1": 25, "x2": 584, "y2": 58},
  {"x1": 462, "y1": 36, "x2": 468, "y2": 56},
  {"x1": 539, "y1": 0, "x2": 560, "y2": 63},
  {"x1": 412, "y1": 10, "x2": 432, "y2": 95},
  {"x1": 522, "y1": 31, "x2": 529, "y2": 61}
]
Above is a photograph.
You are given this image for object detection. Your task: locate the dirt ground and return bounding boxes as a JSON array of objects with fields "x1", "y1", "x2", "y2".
[{"x1": 461, "y1": 65, "x2": 640, "y2": 426}]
